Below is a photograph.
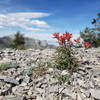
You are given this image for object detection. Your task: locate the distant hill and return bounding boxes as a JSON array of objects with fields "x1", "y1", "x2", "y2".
[{"x1": 0, "y1": 35, "x2": 55, "y2": 49}]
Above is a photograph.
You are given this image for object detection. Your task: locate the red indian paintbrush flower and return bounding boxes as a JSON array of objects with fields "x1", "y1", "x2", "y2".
[
  {"x1": 83, "y1": 42, "x2": 91, "y2": 48},
  {"x1": 58, "y1": 35, "x2": 66, "y2": 44},
  {"x1": 53, "y1": 33, "x2": 59, "y2": 39},
  {"x1": 74, "y1": 37, "x2": 81, "y2": 43},
  {"x1": 63, "y1": 32, "x2": 72, "y2": 40}
]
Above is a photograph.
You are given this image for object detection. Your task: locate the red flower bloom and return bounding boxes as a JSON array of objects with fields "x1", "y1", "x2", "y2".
[
  {"x1": 53, "y1": 33, "x2": 59, "y2": 39},
  {"x1": 58, "y1": 35, "x2": 66, "y2": 44},
  {"x1": 83, "y1": 42, "x2": 91, "y2": 48},
  {"x1": 63, "y1": 32, "x2": 72, "y2": 40},
  {"x1": 74, "y1": 37, "x2": 81, "y2": 43}
]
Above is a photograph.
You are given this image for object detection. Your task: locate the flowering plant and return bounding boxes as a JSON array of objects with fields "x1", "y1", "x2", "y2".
[
  {"x1": 53, "y1": 32, "x2": 91, "y2": 72},
  {"x1": 74, "y1": 37, "x2": 81, "y2": 43},
  {"x1": 53, "y1": 32, "x2": 91, "y2": 48},
  {"x1": 53, "y1": 32, "x2": 78, "y2": 72},
  {"x1": 82, "y1": 42, "x2": 91, "y2": 48},
  {"x1": 53, "y1": 32, "x2": 72, "y2": 44},
  {"x1": 73, "y1": 37, "x2": 82, "y2": 48}
]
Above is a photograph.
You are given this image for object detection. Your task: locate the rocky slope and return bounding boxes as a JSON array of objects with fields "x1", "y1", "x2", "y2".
[{"x1": 0, "y1": 48, "x2": 100, "y2": 100}]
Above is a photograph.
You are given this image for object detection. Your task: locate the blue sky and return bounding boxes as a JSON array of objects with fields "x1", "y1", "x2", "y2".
[{"x1": 0, "y1": 0, "x2": 100, "y2": 44}]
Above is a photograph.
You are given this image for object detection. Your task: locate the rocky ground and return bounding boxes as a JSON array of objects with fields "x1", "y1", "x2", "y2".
[{"x1": 0, "y1": 47, "x2": 100, "y2": 100}]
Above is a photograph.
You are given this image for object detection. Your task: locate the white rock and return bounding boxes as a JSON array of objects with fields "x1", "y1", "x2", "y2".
[
  {"x1": 77, "y1": 94, "x2": 82, "y2": 100},
  {"x1": 89, "y1": 89, "x2": 100, "y2": 99},
  {"x1": 47, "y1": 68, "x2": 54, "y2": 73},
  {"x1": 61, "y1": 70, "x2": 69, "y2": 75},
  {"x1": 36, "y1": 96, "x2": 44, "y2": 100},
  {"x1": 21, "y1": 82, "x2": 27, "y2": 86}
]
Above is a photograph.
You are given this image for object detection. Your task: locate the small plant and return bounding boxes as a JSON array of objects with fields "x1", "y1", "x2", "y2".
[
  {"x1": 32, "y1": 67, "x2": 47, "y2": 78},
  {"x1": 0, "y1": 61, "x2": 18, "y2": 71},
  {"x1": 53, "y1": 32, "x2": 78, "y2": 72},
  {"x1": 74, "y1": 37, "x2": 82, "y2": 48},
  {"x1": 82, "y1": 41, "x2": 91, "y2": 48},
  {"x1": 74, "y1": 37, "x2": 91, "y2": 48},
  {"x1": 56, "y1": 74, "x2": 70, "y2": 83},
  {"x1": 21, "y1": 67, "x2": 34, "y2": 76}
]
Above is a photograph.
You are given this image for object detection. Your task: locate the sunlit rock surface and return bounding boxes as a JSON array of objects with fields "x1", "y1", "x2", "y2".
[{"x1": 0, "y1": 47, "x2": 100, "y2": 100}]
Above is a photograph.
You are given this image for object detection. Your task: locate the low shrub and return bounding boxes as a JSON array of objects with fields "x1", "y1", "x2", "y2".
[
  {"x1": 0, "y1": 61, "x2": 18, "y2": 71},
  {"x1": 32, "y1": 67, "x2": 47, "y2": 78},
  {"x1": 21, "y1": 67, "x2": 34, "y2": 76},
  {"x1": 56, "y1": 74, "x2": 70, "y2": 84}
]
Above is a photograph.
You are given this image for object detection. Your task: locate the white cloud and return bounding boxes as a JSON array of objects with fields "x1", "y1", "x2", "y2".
[
  {"x1": 0, "y1": 12, "x2": 50, "y2": 31},
  {"x1": 31, "y1": 20, "x2": 49, "y2": 28},
  {"x1": 7, "y1": 12, "x2": 50, "y2": 18}
]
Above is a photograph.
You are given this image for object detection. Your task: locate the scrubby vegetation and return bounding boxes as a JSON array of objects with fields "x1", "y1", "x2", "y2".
[
  {"x1": 80, "y1": 27, "x2": 100, "y2": 47},
  {"x1": 0, "y1": 61, "x2": 18, "y2": 71},
  {"x1": 54, "y1": 46, "x2": 78, "y2": 72},
  {"x1": 56, "y1": 74, "x2": 70, "y2": 84},
  {"x1": 21, "y1": 67, "x2": 34, "y2": 76},
  {"x1": 10, "y1": 31, "x2": 25, "y2": 50},
  {"x1": 80, "y1": 13, "x2": 100, "y2": 47}
]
